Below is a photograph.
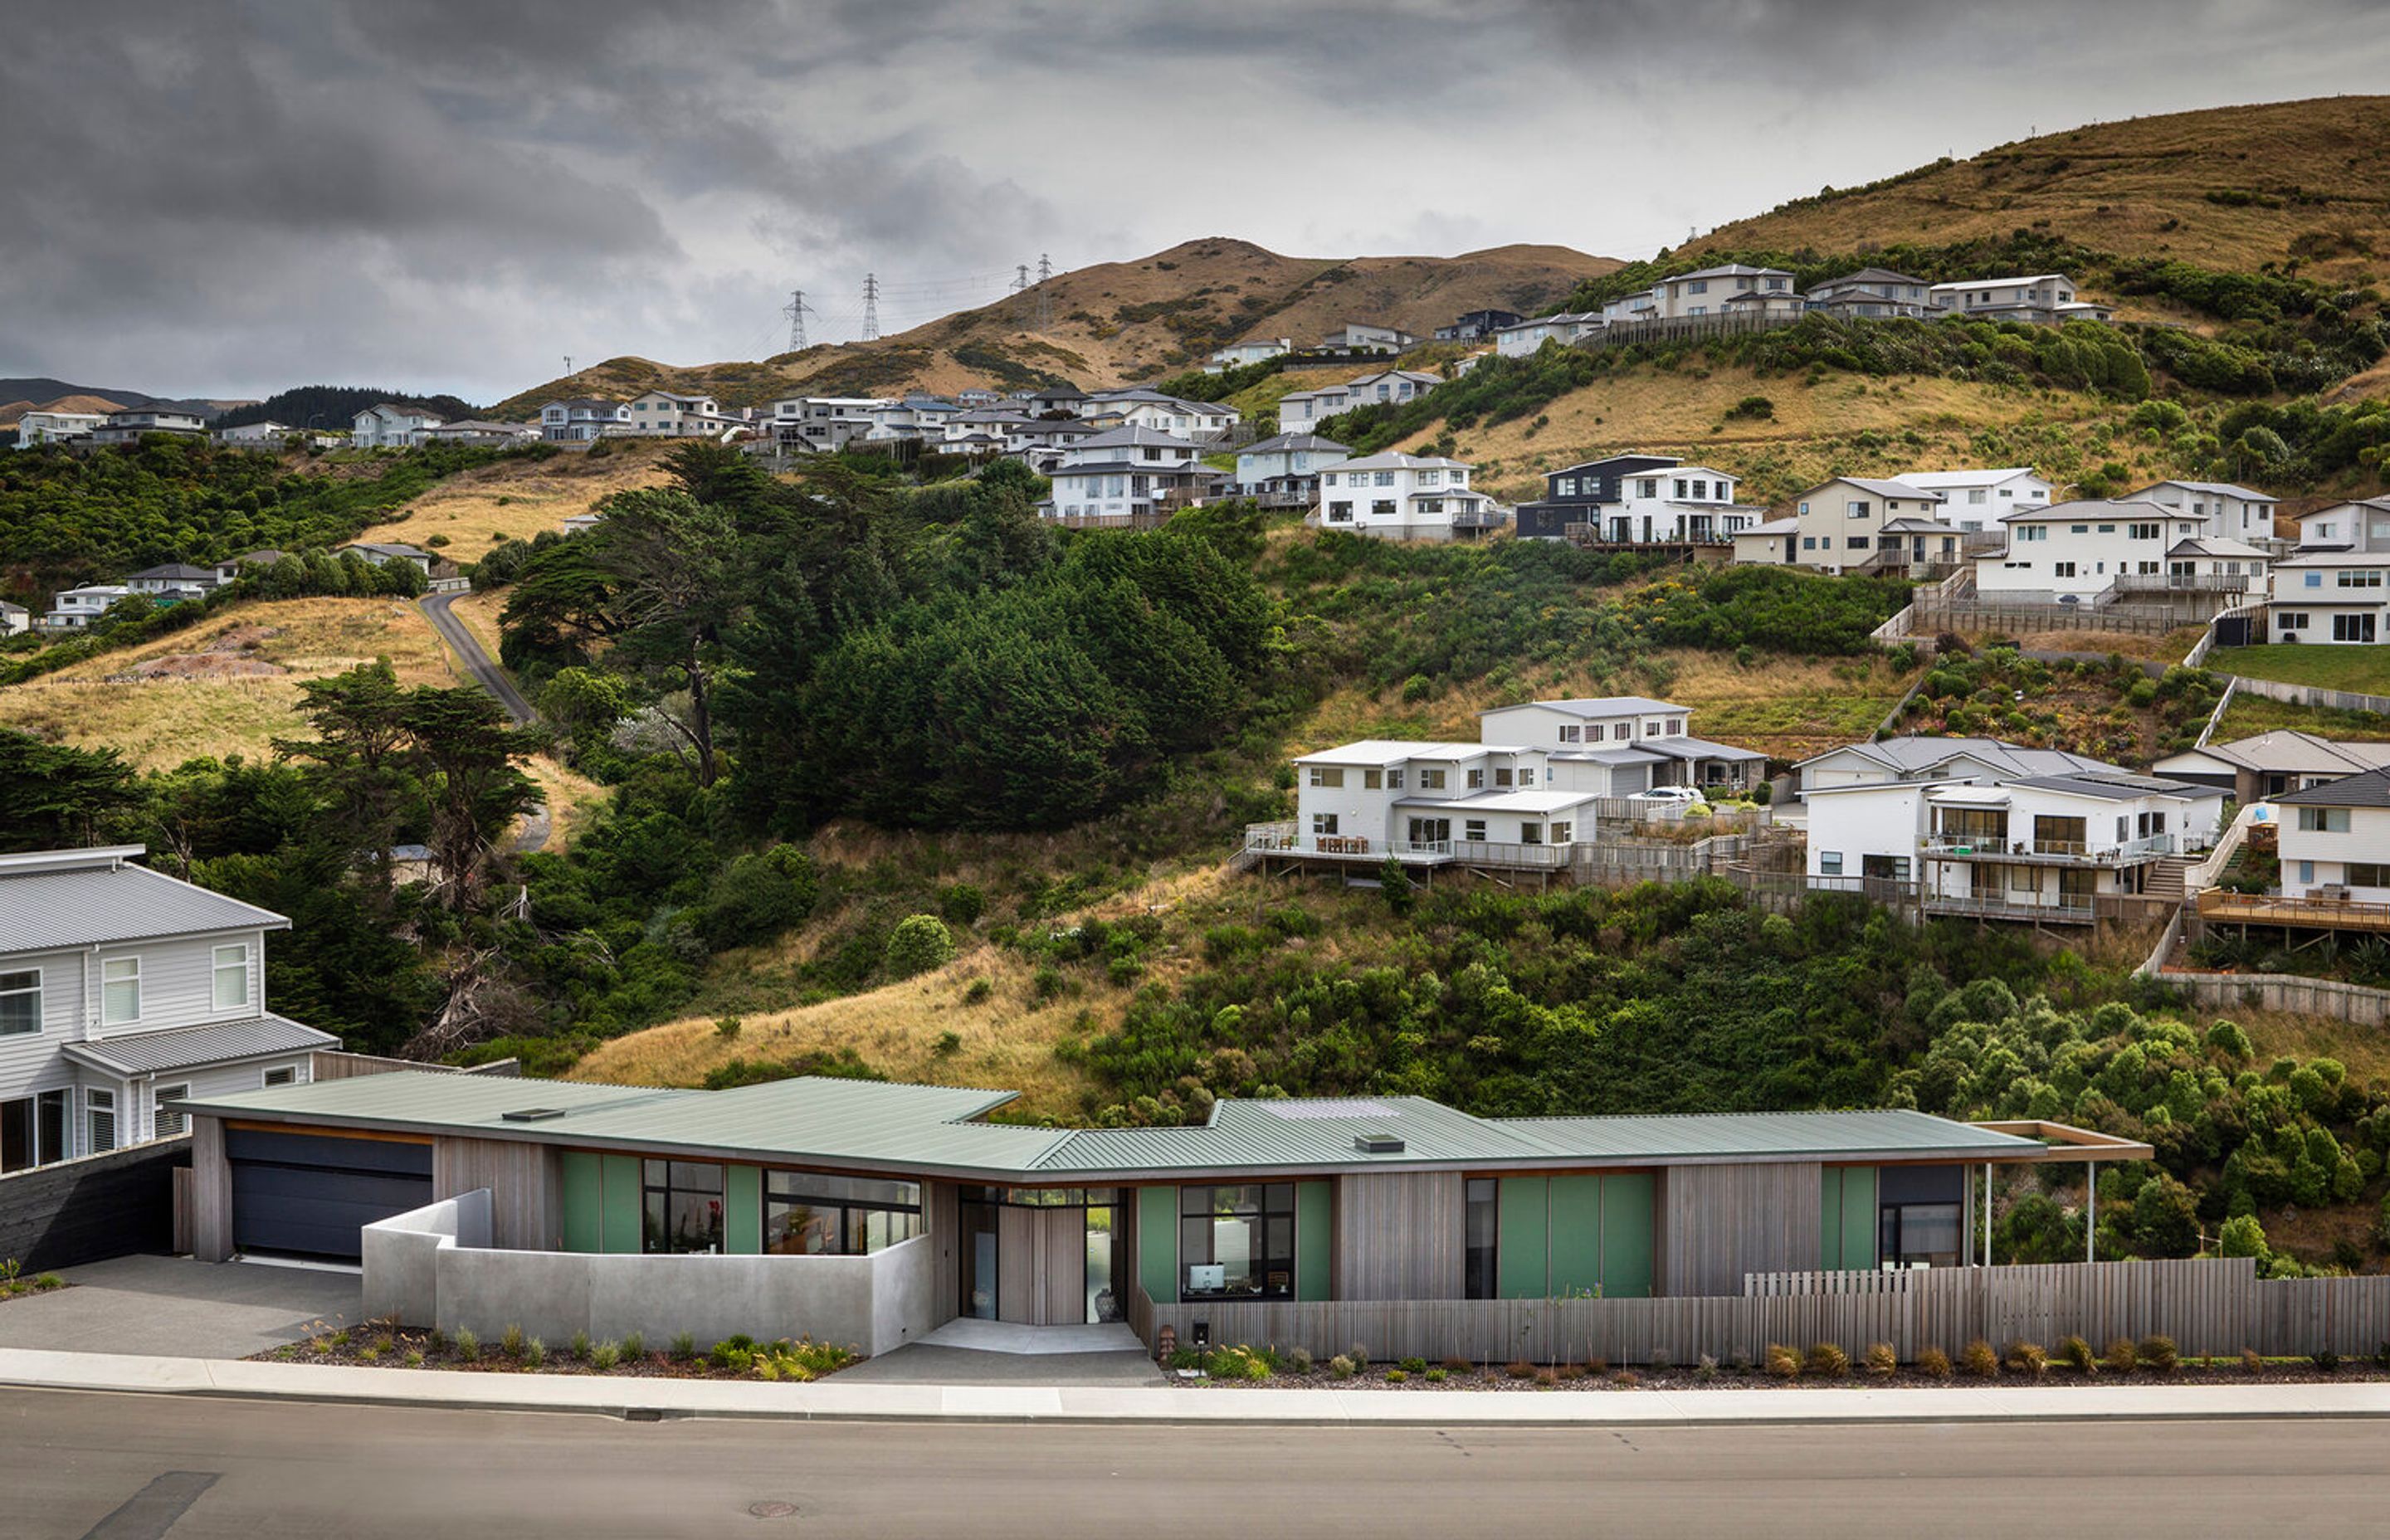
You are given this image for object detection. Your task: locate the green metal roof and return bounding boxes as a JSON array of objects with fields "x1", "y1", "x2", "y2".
[{"x1": 183, "y1": 1075, "x2": 2053, "y2": 1180}]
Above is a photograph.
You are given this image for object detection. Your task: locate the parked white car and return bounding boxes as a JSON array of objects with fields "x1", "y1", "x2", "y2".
[{"x1": 1630, "y1": 786, "x2": 1705, "y2": 804}]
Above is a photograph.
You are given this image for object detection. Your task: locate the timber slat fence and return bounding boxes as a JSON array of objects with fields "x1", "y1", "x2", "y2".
[
  {"x1": 2150, "y1": 969, "x2": 2390, "y2": 1028},
  {"x1": 1142, "y1": 1259, "x2": 2390, "y2": 1364}
]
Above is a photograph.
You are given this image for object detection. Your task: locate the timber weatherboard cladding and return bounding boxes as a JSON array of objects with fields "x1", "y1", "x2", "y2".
[
  {"x1": 432, "y1": 1135, "x2": 558, "y2": 1251},
  {"x1": 1657, "y1": 1160, "x2": 1822, "y2": 1296},
  {"x1": 1336, "y1": 1171, "x2": 1462, "y2": 1301}
]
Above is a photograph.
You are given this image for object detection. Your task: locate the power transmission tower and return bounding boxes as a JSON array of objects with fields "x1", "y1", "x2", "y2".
[
  {"x1": 1010, "y1": 264, "x2": 1030, "y2": 325},
  {"x1": 783, "y1": 289, "x2": 808, "y2": 353},
  {"x1": 563, "y1": 355, "x2": 574, "y2": 377},
  {"x1": 1036, "y1": 253, "x2": 1053, "y2": 332},
  {"x1": 861, "y1": 273, "x2": 880, "y2": 341}
]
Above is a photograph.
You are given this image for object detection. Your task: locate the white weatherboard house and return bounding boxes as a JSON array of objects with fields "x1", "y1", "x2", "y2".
[
  {"x1": 0, "y1": 847, "x2": 336, "y2": 1174},
  {"x1": 1926, "y1": 275, "x2": 2111, "y2": 324},
  {"x1": 1479, "y1": 698, "x2": 1767, "y2": 794},
  {"x1": 1319, "y1": 323, "x2": 1417, "y2": 354},
  {"x1": 2276, "y1": 769, "x2": 2390, "y2": 902},
  {"x1": 1515, "y1": 456, "x2": 1768, "y2": 544},
  {"x1": 539, "y1": 398, "x2": 631, "y2": 442},
  {"x1": 2157, "y1": 730, "x2": 2390, "y2": 806},
  {"x1": 1317, "y1": 453, "x2": 1501, "y2": 542},
  {"x1": 626, "y1": 390, "x2": 724, "y2": 437},
  {"x1": 1036, "y1": 426, "x2": 1210, "y2": 524},
  {"x1": 1896, "y1": 468, "x2": 2052, "y2": 533},
  {"x1": 2132, "y1": 480, "x2": 2280, "y2": 548},
  {"x1": 767, "y1": 396, "x2": 889, "y2": 454},
  {"x1": 1783, "y1": 477, "x2": 1947, "y2": 575},
  {"x1": 1797, "y1": 738, "x2": 2222, "y2": 923},
  {"x1": 1234, "y1": 432, "x2": 1349, "y2": 506},
  {"x1": 1646, "y1": 266, "x2": 1797, "y2": 319},
  {"x1": 13, "y1": 410, "x2": 107, "y2": 448},
  {"x1": 1806, "y1": 269, "x2": 1938, "y2": 319},
  {"x1": 0, "y1": 601, "x2": 29, "y2": 637},
  {"x1": 2293, "y1": 496, "x2": 2390, "y2": 555},
  {"x1": 1287, "y1": 742, "x2": 1602, "y2": 868},
  {"x1": 1976, "y1": 499, "x2": 2215, "y2": 602},
  {"x1": 1494, "y1": 312, "x2": 1602, "y2": 358},
  {"x1": 2269, "y1": 551, "x2": 2390, "y2": 645},
  {"x1": 1080, "y1": 389, "x2": 1239, "y2": 443},
  {"x1": 1204, "y1": 338, "x2": 1290, "y2": 372},
  {"x1": 43, "y1": 584, "x2": 130, "y2": 629},
  {"x1": 352, "y1": 402, "x2": 444, "y2": 448}
]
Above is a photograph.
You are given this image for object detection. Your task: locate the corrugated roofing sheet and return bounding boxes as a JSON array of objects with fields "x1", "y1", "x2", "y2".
[
  {"x1": 178, "y1": 1076, "x2": 2051, "y2": 1178},
  {"x1": 64, "y1": 1015, "x2": 339, "y2": 1075},
  {"x1": 0, "y1": 856, "x2": 290, "y2": 953}
]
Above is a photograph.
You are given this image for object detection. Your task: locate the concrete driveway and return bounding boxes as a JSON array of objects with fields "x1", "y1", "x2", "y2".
[
  {"x1": 0, "y1": 1255, "x2": 360, "y2": 1359},
  {"x1": 838, "y1": 1318, "x2": 1167, "y2": 1386}
]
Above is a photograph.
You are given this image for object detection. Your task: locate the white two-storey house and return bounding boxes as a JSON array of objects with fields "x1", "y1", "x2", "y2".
[
  {"x1": 539, "y1": 398, "x2": 631, "y2": 442},
  {"x1": 1895, "y1": 468, "x2": 2051, "y2": 533},
  {"x1": 2132, "y1": 480, "x2": 2280, "y2": 548},
  {"x1": 1480, "y1": 698, "x2": 1768, "y2": 794},
  {"x1": 1316, "y1": 453, "x2": 1501, "y2": 542},
  {"x1": 1797, "y1": 738, "x2": 2222, "y2": 923},
  {"x1": 0, "y1": 847, "x2": 337, "y2": 1173},
  {"x1": 1283, "y1": 742, "x2": 1602, "y2": 869},
  {"x1": 2270, "y1": 552, "x2": 2390, "y2": 645},
  {"x1": 1036, "y1": 426, "x2": 1211, "y2": 524},
  {"x1": 2292, "y1": 497, "x2": 2390, "y2": 556},
  {"x1": 1975, "y1": 499, "x2": 2206, "y2": 601},
  {"x1": 352, "y1": 402, "x2": 444, "y2": 448},
  {"x1": 43, "y1": 584, "x2": 131, "y2": 629},
  {"x1": 626, "y1": 390, "x2": 724, "y2": 436},
  {"x1": 2276, "y1": 769, "x2": 2390, "y2": 902},
  {"x1": 1234, "y1": 433, "x2": 1349, "y2": 507},
  {"x1": 1080, "y1": 390, "x2": 1239, "y2": 443}
]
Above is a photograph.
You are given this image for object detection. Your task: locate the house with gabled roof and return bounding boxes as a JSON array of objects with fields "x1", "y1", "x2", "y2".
[
  {"x1": 1316, "y1": 452, "x2": 1502, "y2": 542},
  {"x1": 1928, "y1": 274, "x2": 2110, "y2": 324},
  {"x1": 2156, "y1": 730, "x2": 2390, "y2": 806},
  {"x1": 1895, "y1": 467, "x2": 2051, "y2": 532},
  {"x1": 539, "y1": 398, "x2": 630, "y2": 442},
  {"x1": 1515, "y1": 454, "x2": 1768, "y2": 543},
  {"x1": 352, "y1": 402, "x2": 444, "y2": 448},
  {"x1": 1779, "y1": 476, "x2": 1947, "y2": 574},
  {"x1": 2129, "y1": 479, "x2": 2280, "y2": 548},
  {"x1": 1233, "y1": 432, "x2": 1349, "y2": 507},
  {"x1": 1649, "y1": 265, "x2": 1798, "y2": 320},
  {"x1": 1807, "y1": 268, "x2": 1937, "y2": 319}
]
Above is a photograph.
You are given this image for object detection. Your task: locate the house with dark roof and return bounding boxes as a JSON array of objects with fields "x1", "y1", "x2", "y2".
[
  {"x1": 2273, "y1": 768, "x2": 2390, "y2": 905},
  {"x1": 1797, "y1": 738, "x2": 2224, "y2": 924},
  {"x1": 1233, "y1": 432, "x2": 1348, "y2": 507},
  {"x1": 1807, "y1": 268, "x2": 1937, "y2": 319},
  {"x1": 1037, "y1": 426, "x2": 1216, "y2": 524},
  {"x1": 172, "y1": 1066, "x2": 2146, "y2": 1356},
  {"x1": 122, "y1": 563, "x2": 221, "y2": 597},
  {"x1": 2156, "y1": 730, "x2": 2390, "y2": 806},
  {"x1": 1433, "y1": 309, "x2": 1524, "y2": 342},
  {"x1": 1514, "y1": 454, "x2": 1768, "y2": 543},
  {"x1": 352, "y1": 402, "x2": 445, "y2": 448},
  {"x1": 0, "y1": 847, "x2": 337, "y2": 1180}
]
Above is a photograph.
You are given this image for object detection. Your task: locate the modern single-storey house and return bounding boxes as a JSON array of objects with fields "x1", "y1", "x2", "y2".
[
  {"x1": 334, "y1": 541, "x2": 437, "y2": 577},
  {"x1": 2156, "y1": 730, "x2": 2390, "y2": 806},
  {"x1": 173, "y1": 1070, "x2": 2146, "y2": 1357}
]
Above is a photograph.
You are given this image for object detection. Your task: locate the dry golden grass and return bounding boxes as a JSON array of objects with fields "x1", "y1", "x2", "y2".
[
  {"x1": 524, "y1": 755, "x2": 608, "y2": 849},
  {"x1": 0, "y1": 599, "x2": 452, "y2": 770},
  {"x1": 1953, "y1": 626, "x2": 2204, "y2": 662},
  {"x1": 1405, "y1": 368, "x2": 2101, "y2": 504},
  {"x1": 567, "y1": 950, "x2": 1107, "y2": 1118},
  {"x1": 1699, "y1": 97, "x2": 2390, "y2": 290},
  {"x1": 357, "y1": 444, "x2": 673, "y2": 551},
  {"x1": 446, "y1": 587, "x2": 510, "y2": 665},
  {"x1": 2242, "y1": 1007, "x2": 2390, "y2": 1093}
]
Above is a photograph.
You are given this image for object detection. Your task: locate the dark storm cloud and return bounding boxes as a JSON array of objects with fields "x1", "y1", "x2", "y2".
[{"x1": 0, "y1": 0, "x2": 2383, "y2": 402}]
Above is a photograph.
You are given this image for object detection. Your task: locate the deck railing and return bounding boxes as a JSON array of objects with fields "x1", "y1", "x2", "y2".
[{"x1": 1924, "y1": 832, "x2": 2176, "y2": 863}]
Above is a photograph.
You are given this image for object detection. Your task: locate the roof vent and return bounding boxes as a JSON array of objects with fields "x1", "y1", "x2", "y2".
[
  {"x1": 500, "y1": 1107, "x2": 568, "y2": 1123},
  {"x1": 1353, "y1": 1133, "x2": 1406, "y2": 1155}
]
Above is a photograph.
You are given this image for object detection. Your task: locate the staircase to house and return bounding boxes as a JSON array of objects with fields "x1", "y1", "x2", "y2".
[{"x1": 2143, "y1": 856, "x2": 2188, "y2": 903}]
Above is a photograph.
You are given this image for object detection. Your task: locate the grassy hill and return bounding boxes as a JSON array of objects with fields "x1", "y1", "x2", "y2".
[
  {"x1": 1699, "y1": 96, "x2": 2390, "y2": 287},
  {"x1": 486, "y1": 239, "x2": 1617, "y2": 416}
]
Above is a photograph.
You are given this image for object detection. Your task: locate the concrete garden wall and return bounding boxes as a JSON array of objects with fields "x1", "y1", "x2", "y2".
[{"x1": 362, "y1": 1189, "x2": 936, "y2": 1357}]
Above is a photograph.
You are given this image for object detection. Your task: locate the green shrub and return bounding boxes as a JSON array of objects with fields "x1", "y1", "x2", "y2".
[
  {"x1": 2057, "y1": 1335, "x2": 2097, "y2": 1375},
  {"x1": 454, "y1": 1328, "x2": 480, "y2": 1362},
  {"x1": 569, "y1": 1330, "x2": 591, "y2": 1361},
  {"x1": 1327, "y1": 1354, "x2": 1358, "y2": 1379},
  {"x1": 500, "y1": 1323, "x2": 524, "y2": 1358},
  {"x1": 1288, "y1": 1347, "x2": 1315, "y2": 1375},
  {"x1": 940, "y1": 883, "x2": 988, "y2": 927},
  {"x1": 591, "y1": 1342, "x2": 621, "y2": 1372},
  {"x1": 620, "y1": 1332, "x2": 645, "y2": 1360},
  {"x1": 2311, "y1": 1348, "x2": 2340, "y2": 1374},
  {"x1": 2137, "y1": 1334, "x2": 2179, "y2": 1373},
  {"x1": 1424, "y1": 1367, "x2": 1448, "y2": 1382},
  {"x1": 671, "y1": 1331, "x2": 697, "y2": 1361},
  {"x1": 1397, "y1": 1356, "x2": 1428, "y2": 1375},
  {"x1": 1206, "y1": 1344, "x2": 1271, "y2": 1382},
  {"x1": 522, "y1": 1338, "x2": 547, "y2": 1369},
  {"x1": 884, "y1": 914, "x2": 957, "y2": 978},
  {"x1": 1384, "y1": 1368, "x2": 1408, "y2": 1383}
]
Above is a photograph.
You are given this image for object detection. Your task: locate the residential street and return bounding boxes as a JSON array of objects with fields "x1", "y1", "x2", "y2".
[{"x1": 6, "y1": 1388, "x2": 2386, "y2": 1538}]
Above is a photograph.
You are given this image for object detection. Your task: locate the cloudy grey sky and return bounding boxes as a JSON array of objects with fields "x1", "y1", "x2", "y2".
[{"x1": 2, "y1": 0, "x2": 2384, "y2": 404}]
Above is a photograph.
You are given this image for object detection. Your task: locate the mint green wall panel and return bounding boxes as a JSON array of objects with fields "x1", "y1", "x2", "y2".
[
  {"x1": 1137, "y1": 1186, "x2": 1177, "y2": 1305},
  {"x1": 1295, "y1": 1181, "x2": 1331, "y2": 1302},
  {"x1": 1820, "y1": 1167, "x2": 1846, "y2": 1270},
  {"x1": 724, "y1": 1164, "x2": 762, "y2": 1255},
  {"x1": 559, "y1": 1151, "x2": 602, "y2": 1253},
  {"x1": 1839, "y1": 1166, "x2": 1877, "y2": 1273},
  {"x1": 1547, "y1": 1175, "x2": 1605, "y2": 1297},
  {"x1": 1497, "y1": 1177, "x2": 1549, "y2": 1299},
  {"x1": 1598, "y1": 1173, "x2": 1655, "y2": 1299},
  {"x1": 600, "y1": 1153, "x2": 642, "y2": 1254}
]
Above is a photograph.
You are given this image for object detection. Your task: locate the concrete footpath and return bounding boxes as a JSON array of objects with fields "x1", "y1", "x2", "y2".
[{"x1": 5, "y1": 1348, "x2": 2389, "y2": 1425}]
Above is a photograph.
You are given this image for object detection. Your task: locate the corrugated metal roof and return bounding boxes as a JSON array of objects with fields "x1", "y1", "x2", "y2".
[
  {"x1": 1500, "y1": 1109, "x2": 2045, "y2": 1162},
  {"x1": 64, "y1": 1015, "x2": 339, "y2": 1075},
  {"x1": 0, "y1": 851, "x2": 290, "y2": 953},
  {"x1": 176, "y1": 1075, "x2": 2055, "y2": 1177}
]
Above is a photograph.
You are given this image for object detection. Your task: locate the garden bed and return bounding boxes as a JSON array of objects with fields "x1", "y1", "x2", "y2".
[
  {"x1": 254, "y1": 1322, "x2": 860, "y2": 1383},
  {"x1": 0, "y1": 1266, "x2": 66, "y2": 1304},
  {"x1": 1168, "y1": 1339, "x2": 2390, "y2": 1391}
]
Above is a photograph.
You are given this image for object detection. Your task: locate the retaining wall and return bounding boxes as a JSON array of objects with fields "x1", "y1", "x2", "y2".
[{"x1": 0, "y1": 1136, "x2": 190, "y2": 1271}]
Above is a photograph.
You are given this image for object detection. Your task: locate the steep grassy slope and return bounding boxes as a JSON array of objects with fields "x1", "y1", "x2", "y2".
[
  {"x1": 1699, "y1": 96, "x2": 2390, "y2": 286},
  {"x1": 487, "y1": 239, "x2": 1616, "y2": 416},
  {"x1": 355, "y1": 439, "x2": 675, "y2": 550}
]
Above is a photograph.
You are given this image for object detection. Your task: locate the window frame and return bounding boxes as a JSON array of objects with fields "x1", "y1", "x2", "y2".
[
  {"x1": 212, "y1": 943, "x2": 250, "y2": 1013},
  {"x1": 86, "y1": 1088, "x2": 115, "y2": 1154},
  {"x1": 641, "y1": 1158, "x2": 727, "y2": 1255},
  {"x1": 1178, "y1": 1182, "x2": 1295, "y2": 1303},
  {"x1": 764, "y1": 1168, "x2": 924, "y2": 1256},
  {"x1": 0, "y1": 967, "x2": 39, "y2": 1037},
  {"x1": 100, "y1": 957, "x2": 140, "y2": 1027}
]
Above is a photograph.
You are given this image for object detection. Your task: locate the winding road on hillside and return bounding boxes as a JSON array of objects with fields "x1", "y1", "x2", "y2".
[{"x1": 418, "y1": 588, "x2": 549, "y2": 853}]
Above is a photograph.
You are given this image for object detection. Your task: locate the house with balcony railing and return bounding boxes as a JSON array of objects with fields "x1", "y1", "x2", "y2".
[
  {"x1": 1797, "y1": 737, "x2": 2224, "y2": 924},
  {"x1": 1258, "y1": 740, "x2": 1602, "y2": 876}
]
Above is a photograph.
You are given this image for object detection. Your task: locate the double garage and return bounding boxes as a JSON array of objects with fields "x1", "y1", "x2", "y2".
[{"x1": 226, "y1": 1128, "x2": 432, "y2": 1261}]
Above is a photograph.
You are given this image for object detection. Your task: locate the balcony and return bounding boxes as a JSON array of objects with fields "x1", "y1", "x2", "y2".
[
  {"x1": 1924, "y1": 894, "x2": 2097, "y2": 925},
  {"x1": 1236, "y1": 826, "x2": 1578, "y2": 871},
  {"x1": 1924, "y1": 833, "x2": 2177, "y2": 865},
  {"x1": 2110, "y1": 573, "x2": 2265, "y2": 595},
  {"x1": 2196, "y1": 889, "x2": 2390, "y2": 935},
  {"x1": 1448, "y1": 509, "x2": 1507, "y2": 531}
]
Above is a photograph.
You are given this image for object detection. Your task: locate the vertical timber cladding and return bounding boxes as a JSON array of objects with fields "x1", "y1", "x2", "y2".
[
  {"x1": 1335, "y1": 1171, "x2": 1463, "y2": 1301},
  {"x1": 1495, "y1": 1174, "x2": 1656, "y2": 1299},
  {"x1": 1657, "y1": 1161, "x2": 1824, "y2": 1296},
  {"x1": 1819, "y1": 1166, "x2": 1880, "y2": 1271},
  {"x1": 432, "y1": 1136, "x2": 560, "y2": 1250}
]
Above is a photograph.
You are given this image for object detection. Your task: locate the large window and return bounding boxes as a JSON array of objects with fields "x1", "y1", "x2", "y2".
[
  {"x1": 1179, "y1": 1183, "x2": 1294, "y2": 1301},
  {"x1": 212, "y1": 945, "x2": 249, "y2": 1012},
  {"x1": 2300, "y1": 807, "x2": 2353, "y2": 833},
  {"x1": 0, "y1": 969, "x2": 38, "y2": 1036},
  {"x1": 642, "y1": 1160, "x2": 724, "y2": 1254},
  {"x1": 100, "y1": 958, "x2": 140, "y2": 1026},
  {"x1": 1464, "y1": 1178, "x2": 1498, "y2": 1299},
  {"x1": 763, "y1": 1170, "x2": 922, "y2": 1255}
]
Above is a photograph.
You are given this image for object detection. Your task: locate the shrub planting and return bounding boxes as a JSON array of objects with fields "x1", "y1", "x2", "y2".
[
  {"x1": 1764, "y1": 1343, "x2": 1802, "y2": 1379},
  {"x1": 1917, "y1": 1347, "x2": 1953, "y2": 1380},
  {"x1": 1803, "y1": 1342, "x2": 1850, "y2": 1378},
  {"x1": 1961, "y1": 1339, "x2": 2000, "y2": 1378},
  {"x1": 2138, "y1": 1335, "x2": 2180, "y2": 1374},
  {"x1": 1865, "y1": 1343, "x2": 1898, "y2": 1378},
  {"x1": 2057, "y1": 1336, "x2": 2098, "y2": 1375}
]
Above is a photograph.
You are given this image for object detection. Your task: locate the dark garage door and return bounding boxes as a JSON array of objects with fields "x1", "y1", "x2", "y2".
[{"x1": 227, "y1": 1128, "x2": 433, "y2": 1260}]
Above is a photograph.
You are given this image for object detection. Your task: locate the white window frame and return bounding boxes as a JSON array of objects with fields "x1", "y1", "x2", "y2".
[
  {"x1": 154, "y1": 1083, "x2": 190, "y2": 1138},
  {"x1": 212, "y1": 943, "x2": 250, "y2": 1013},
  {"x1": 101, "y1": 957, "x2": 141, "y2": 1027},
  {"x1": 0, "y1": 967, "x2": 39, "y2": 1037}
]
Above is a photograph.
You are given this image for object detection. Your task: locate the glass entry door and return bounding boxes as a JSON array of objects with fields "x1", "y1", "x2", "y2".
[{"x1": 958, "y1": 1197, "x2": 998, "y2": 1320}]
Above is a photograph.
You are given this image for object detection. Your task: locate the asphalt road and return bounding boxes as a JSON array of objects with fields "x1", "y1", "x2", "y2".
[
  {"x1": 6, "y1": 1389, "x2": 2386, "y2": 1539},
  {"x1": 418, "y1": 587, "x2": 534, "y2": 724}
]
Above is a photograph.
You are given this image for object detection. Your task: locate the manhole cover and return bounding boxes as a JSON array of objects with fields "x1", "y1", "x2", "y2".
[{"x1": 749, "y1": 1501, "x2": 799, "y2": 1519}]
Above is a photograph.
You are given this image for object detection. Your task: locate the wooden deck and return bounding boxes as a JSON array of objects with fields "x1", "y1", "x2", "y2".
[{"x1": 2196, "y1": 889, "x2": 2390, "y2": 934}]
